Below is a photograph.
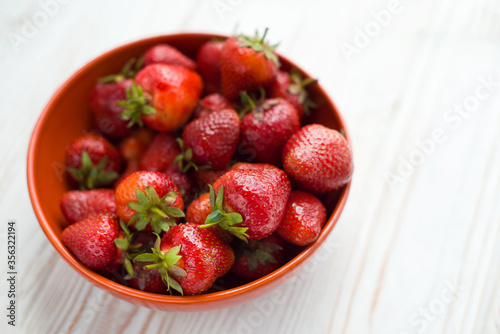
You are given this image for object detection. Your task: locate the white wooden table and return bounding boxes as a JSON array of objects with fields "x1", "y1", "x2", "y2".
[{"x1": 1, "y1": 0, "x2": 500, "y2": 333}]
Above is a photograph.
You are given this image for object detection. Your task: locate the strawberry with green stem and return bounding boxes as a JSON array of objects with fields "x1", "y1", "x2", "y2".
[
  {"x1": 268, "y1": 69, "x2": 317, "y2": 119},
  {"x1": 220, "y1": 28, "x2": 280, "y2": 100},
  {"x1": 119, "y1": 63, "x2": 203, "y2": 132},
  {"x1": 135, "y1": 223, "x2": 234, "y2": 295},
  {"x1": 115, "y1": 171, "x2": 184, "y2": 233},
  {"x1": 178, "y1": 108, "x2": 240, "y2": 171},
  {"x1": 201, "y1": 167, "x2": 291, "y2": 241},
  {"x1": 239, "y1": 94, "x2": 300, "y2": 166},
  {"x1": 91, "y1": 57, "x2": 144, "y2": 139},
  {"x1": 66, "y1": 134, "x2": 121, "y2": 189}
]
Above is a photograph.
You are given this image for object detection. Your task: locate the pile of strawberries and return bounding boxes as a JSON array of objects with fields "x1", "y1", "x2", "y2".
[{"x1": 60, "y1": 29, "x2": 353, "y2": 296}]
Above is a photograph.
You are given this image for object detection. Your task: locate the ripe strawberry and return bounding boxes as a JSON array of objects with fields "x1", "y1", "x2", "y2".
[
  {"x1": 90, "y1": 58, "x2": 143, "y2": 139},
  {"x1": 115, "y1": 171, "x2": 184, "y2": 233},
  {"x1": 62, "y1": 213, "x2": 120, "y2": 270},
  {"x1": 204, "y1": 168, "x2": 291, "y2": 241},
  {"x1": 277, "y1": 190, "x2": 327, "y2": 246},
  {"x1": 240, "y1": 98, "x2": 300, "y2": 165},
  {"x1": 194, "y1": 93, "x2": 233, "y2": 119},
  {"x1": 163, "y1": 164, "x2": 196, "y2": 204},
  {"x1": 134, "y1": 223, "x2": 234, "y2": 295},
  {"x1": 220, "y1": 29, "x2": 279, "y2": 100},
  {"x1": 143, "y1": 44, "x2": 196, "y2": 70},
  {"x1": 230, "y1": 162, "x2": 277, "y2": 171},
  {"x1": 90, "y1": 79, "x2": 134, "y2": 139},
  {"x1": 196, "y1": 40, "x2": 224, "y2": 94},
  {"x1": 282, "y1": 124, "x2": 353, "y2": 194},
  {"x1": 268, "y1": 70, "x2": 317, "y2": 119},
  {"x1": 66, "y1": 134, "x2": 122, "y2": 189},
  {"x1": 118, "y1": 128, "x2": 155, "y2": 162},
  {"x1": 180, "y1": 109, "x2": 240, "y2": 171},
  {"x1": 186, "y1": 193, "x2": 232, "y2": 243},
  {"x1": 139, "y1": 132, "x2": 181, "y2": 172},
  {"x1": 231, "y1": 234, "x2": 285, "y2": 280},
  {"x1": 61, "y1": 189, "x2": 116, "y2": 224},
  {"x1": 119, "y1": 64, "x2": 203, "y2": 132}
]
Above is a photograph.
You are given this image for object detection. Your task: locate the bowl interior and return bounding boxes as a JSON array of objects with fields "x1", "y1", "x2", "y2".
[{"x1": 27, "y1": 33, "x2": 350, "y2": 310}]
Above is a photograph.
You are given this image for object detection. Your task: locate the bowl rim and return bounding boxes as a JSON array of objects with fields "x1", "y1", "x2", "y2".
[{"x1": 27, "y1": 32, "x2": 352, "y2": 306}]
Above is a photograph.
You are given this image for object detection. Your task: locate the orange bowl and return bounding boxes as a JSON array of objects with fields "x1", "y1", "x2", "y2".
[{"x1": 27, "y1": 33, "x2": 351, "y2": 312}]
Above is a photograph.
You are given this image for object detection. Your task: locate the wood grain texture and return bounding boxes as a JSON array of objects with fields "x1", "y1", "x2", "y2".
[{"x1": 1, "y1": 0, "x2": 500, "y2": 333}]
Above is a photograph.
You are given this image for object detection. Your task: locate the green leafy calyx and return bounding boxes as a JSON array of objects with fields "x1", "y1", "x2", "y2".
[
  {"x1": 237, "y1": 27, "x2": 280, "y2": 67},
  {"x1": 118, "y1": 82, "x2": 156, "y2": 128},
  {"x1": 113, "y1": 220, "x2": 153, "y2": 278},
  {"x1": 173, "y1": 138, "x2": 212, "y2": 173},
  {"x1": 67, "y1": 151, "x2": 118, "y2": 190},
  {"x1": 134, "y1": 236, "x2": 187, "y2": 295},
  {"x1": 200, "y1": 185, "x2": 248, "y2": 242},
  {"x1": 99, "y1": 56, "x2": 144, "y2": 83},
  {"x1": 287, "y1": 68, "x2": 317, "y2": 116},
  {"x1": 127, "y1": 186, "x2": 184, "y2": 234}
]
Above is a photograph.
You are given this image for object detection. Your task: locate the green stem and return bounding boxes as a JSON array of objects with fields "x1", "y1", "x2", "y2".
[
  {"x1": 151, "y1": 207, "x2": 167, "y2": 218},
  {"x1": 260, "y1": 27, "x2": 269, "y2": 43},
  {"x1": 145, "y1": 263, "x2": 165, "y2": 270}
]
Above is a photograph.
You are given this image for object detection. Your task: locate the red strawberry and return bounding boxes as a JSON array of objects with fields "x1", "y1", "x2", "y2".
[
  {"x1": 268, "y1": 70, "x2": 317, "y2": 119},
  {"x1": 115, "y1": 171, "x2": 184, "y2": 233},
  {"x1": 240, "y1": 98, "x2": 300, "y2": 166},
  {"x1": 231, "y1": 234, "x2": 285, "y2": 280},
  {"x1": 119, "y1": 64, "x2": 203, "y2": 132},
  {"x1": 282, "y1": 124, "x2": 353, "y2": 194},
  {"x1": 163, "y1": 164, "x2": 196, "y2": 204},
  {"x1": 118, "y1": 128, "x2": 155, "y2": 162},
  {"x1": 90, "y1": 58, "x2": 143, "y2": 139},
  {"x1": 66, "y1": 134, "x2": 122, "y2": 189},
  {"x1": 220, "y1": 29, "x2": 279, "y2": 99},
  {"x1": 90, "y1": 79, "x2": 134, "y2": 139},
  {"x1": 193, "y1": 169, "x2": 228, "y2": 192},
  {"x1": 186, "y1": 193, "x2": 232, "y2": 243},
  {"x1": 194, "y1": 93, "x2": 233, "y2": 119},
  {"x1": 135, "y1": 223, "x2": 234, "y2": 295},
  {"x1": 204, "y1": 168, "x2": 291, "y2": 241},
  {"x1": 61, "y1": 189, "x2": 116, "y2": 224},
  {"x1": 181, "y1": 109, "x2": 240, "y2": 171},
  {"x1": 62, "y1": 213, "x2": 120, "y2": 270},
  {"x1": 230, "y1": 162, "x2": 277, "y2": 171},
  {"x1": 277, "y1": 190, "x2": 327, "y2": 246},
  {"x1": 139, "y1": 132, "x2": 181, "y2": 172},
  {"x1": 196, "y1": 40, "x2": 224, "y2": 94},
  {"x1": 143, "y1": 44, "x2": 196, "y2": 70}
]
